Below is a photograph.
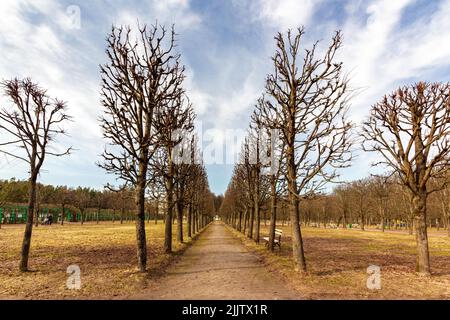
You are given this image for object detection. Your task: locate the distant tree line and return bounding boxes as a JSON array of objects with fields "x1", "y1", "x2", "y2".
[
  {"x1": 222, "y1": 174, "x2": 449, "y2": 234},
  {"x1": 0, "y1": 178, "x2": 219, "y2": 227}
]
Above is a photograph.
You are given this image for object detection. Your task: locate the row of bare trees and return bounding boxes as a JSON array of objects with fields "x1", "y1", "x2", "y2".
[
  {"x1": 331, "y1": 175, "x2": 450, "y2": 235},
  {"x1": 222, "y1": 174, "x2": 449, "y2": 234},
  {"x1": 220, "y1": 27, "x2": 449, "y2": 276},
  {"x1": 221, "y1": 27, "x2": 352, "y2": 273},
  {"x1": 98, "y1": 23, "x2": 215, "y2": 271},
  {"x1": 0, "y1": 23, "x2": 215, "y2": 273}
]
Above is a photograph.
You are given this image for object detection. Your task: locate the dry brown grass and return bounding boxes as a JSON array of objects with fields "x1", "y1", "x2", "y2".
[
  {"x1": 0, "y1": 221, "x2": 197, "y2": 299},
  {"x1": 227, "y1": 223, "x2": 450, "y2": 299}
]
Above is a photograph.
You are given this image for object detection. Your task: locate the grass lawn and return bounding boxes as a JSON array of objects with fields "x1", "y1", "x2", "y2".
[
  {"x1": 228, "y1": 223, "x2": 450, "y2": 299},
  {"x1": 0, "y1": 221, "x2": 195, "y2": 299}
]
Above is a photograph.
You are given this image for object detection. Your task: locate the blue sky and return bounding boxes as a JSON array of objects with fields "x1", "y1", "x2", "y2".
[{"x1": 0, "y1": 0, "x2": 449, "y2": 195}]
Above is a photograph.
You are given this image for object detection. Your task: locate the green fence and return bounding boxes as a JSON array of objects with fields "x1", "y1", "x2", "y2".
[
  {"x1": 0, "y1": 206, "x2": 158, "y2": 224},
  {"x1": 0, "y1": 205, "x2": 81, "y2": 224},
  {"x1": 0, "y1": 206, "x2": 28, "y2": 224}
]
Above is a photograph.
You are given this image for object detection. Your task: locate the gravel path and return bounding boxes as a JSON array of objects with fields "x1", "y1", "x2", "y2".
[{"x1": 134, "y1": 221, "x2": 299, "y2": 300}]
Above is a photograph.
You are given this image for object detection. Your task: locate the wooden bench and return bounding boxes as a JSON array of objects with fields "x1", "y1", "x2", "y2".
[{"x1": 262, "y1": 229, "x2": 283, "y2": 248}]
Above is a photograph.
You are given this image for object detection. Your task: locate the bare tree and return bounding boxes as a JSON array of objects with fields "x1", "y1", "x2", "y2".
[
  {"x1": 264, "y1": 28, "x2": 352, "y2": 272},
  {"x1": 147, "y1": 179, "x2": 165, "y2": 225},
  {"x1": 245, "y1": 124, "x2": 265, "y2": 243},
  {"x1": 151, "y1": 94, "x2": 195, "y2": 253},
  {"x1": 55, "y1": 186, "x2": 72, "y2": 225},
  {"x1": 362, "y1": 82, "x2": 450, "y2": 275},
  {"x1": 183, "y1": 135, "x2": 202, "y2": 238},
  {"x1": 74, "y1": 187, "x2": 91, "y2": 224},
  {"x1": 173, "y1": 132, "x2": 198, "y2": 243},
  {"x1": 0, "y1": 78, "x2": 72, "y2": 271},
  {"x1": 370, "y1": 175, "x2": 390, "y2": 232},
  {"x1": 252, "y1": 97, "x2": 286, "y2": 250},
  {"x1": 349, "y1": 179, "x2": 369, "y2": 230},
  {"x1": 98, "y1": 23, "x2": 182, "y2": 271},
  {"x1": 238, "y1": 138, "x2": 256, "y2": 239}
]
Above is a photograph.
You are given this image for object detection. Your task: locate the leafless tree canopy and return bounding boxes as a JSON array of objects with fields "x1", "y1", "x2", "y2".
[
  {"x1": 264, "y1": 28, "x2": 353, "y2": 197},
  {"x1": 362, "y1": 82, "x2": 449, "y2": 194},
  {"x1": 0, "y1": 78, "x2": 72, "y2": 167},
  {"x1": 99, "y1": 24, "x2": 185, "y2": 186}
]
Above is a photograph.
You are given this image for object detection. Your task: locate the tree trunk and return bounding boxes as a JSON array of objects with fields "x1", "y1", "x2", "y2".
[
  {"x1": 61, "y1": 204, "x2": 65, "y2": 226},
  {"x1": 164, "y1": 202, "x2": 173, "y2": 253},
  {"x1": 408, "y1": 216, "x2": 413, "y2": 235},
  {"x1": 187, "y1": 204, "x2": 192, "y2": 238},
  {"x1": 289, "y1": 195, "x2": 307, "y2": 272},
  {"x1": 35, "y1": 208, "x2": 39, "y2": 227},
  {"x1": 196, "y1": 208, "x2": 199, "y2": 233},
  {"x1": 248, "y1": 206, "x2": 254, "y2": 239},
  {"x1": 155, "y1": 199, "x2": 159, "y2": 225},
  {"x1": 164, "y1": 161, "x2": 175, "y2": 253},
  {"x1": 268, "y1": 184, "x2": 277, "y2": 252},
  {"x1": 342, "y1": 211, "x2": 347, "y2": 228},
  {"x1": 191, "y1": 208, "x2": 195, "y2": 235},
  {"x1": 135, "y1": 173, "x2": 147, "y2": 272},
  {"x1": 238, "y1": 210, "x2": 242, "y2": 232},
  {"x1": 231, "y1": 211, "x2": 234, "y2": 228},
  {"x1": 20, "y1": 173, "x2": 38, "y2": 272},
  {"x1": 360, "y1": 210, "x2": 365, "y2": 231},
  {"x1": 412, "y1": 191, "x2": 431, "y2": 275},
  {"x1": 176, "y1": 198, "x2": 184, "y2": 243},
  {"x1": 254, "y1": 194, "x2": 260, "y2": 243},
  {"x1": 243, "y1": 208, "x2": 247, "y2": 234},
  {"x1": 286, "y1": 123, "x2": 307, "y2": 272}
]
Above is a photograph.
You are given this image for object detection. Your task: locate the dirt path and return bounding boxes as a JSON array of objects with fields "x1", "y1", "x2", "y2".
[{"x1": 133, "y1": 221, "x2": 300, "y2": 300}]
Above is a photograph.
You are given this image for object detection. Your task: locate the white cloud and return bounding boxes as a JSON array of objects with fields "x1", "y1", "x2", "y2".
[
  {"x1": 384, "y1": 0, "x2": 450, "y2": 79},
  {"x1": 115, "y1": 0, "x2": 201, "y2": 30},
  {"x1": 337, "y1": 0, "x2": 414, "y2": 122},
  {"x1": 335, "y1": 0, "x2": 450, "y2": 128},
  {"x1": 255, "y1": 0, "x2": 322, "y2": 31},
  {"x1": 342, "y1": 0, "x2": 413, "y2": 84}
]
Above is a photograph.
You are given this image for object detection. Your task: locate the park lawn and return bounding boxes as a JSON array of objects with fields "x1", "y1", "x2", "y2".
[
  {"x1": 228, "y1": 224, "x2": 450, "y2": 299},
  {"x1": 0, "y1": 221, "x2": 193, "y2": 299}
]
